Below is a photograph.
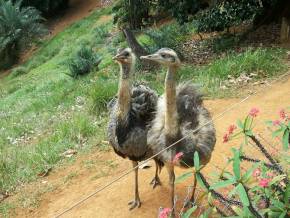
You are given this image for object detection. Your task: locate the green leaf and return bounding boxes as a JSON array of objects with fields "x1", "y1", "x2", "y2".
[
  {"x1": 182, "y1": 206, "x2": 197, "y2": 218},
  {"x1": 237, "y1": 119, "x2": 244, "y2": 129},
  {"x1": 269, "y1": 175, "x2": 286, "y2": 186},
  {"x1": 194, "y1": 151, "x2": 200, "y2": 171},
  {"x1": 242, "y1": 163, "x2": 259, "y2": 182},
  {"x1": 244, "y1": 130, "x2": 253, "y2": 136},
  {"x1": 228, "y1": 185, "x2": 238, "y2": 198},
  {"x1": 284, "y1": 183, "x2": 289, "y2": 207},
  {"x1": 233, "y1": 149, "x2": 241, "y2": 180},
  {"x1": 279, "y1": 211, "x2": 287, "y2": 218},
  {"x1": 265, "y1": 120, "x2": 274, "y2": 126},
  {"x1": 236, "y1": 183, "x2": 249, "y2": 207},
  {"x1": 175, "y1": 172, "x2": 193, "y2": 184},
  {"x1": 282, "y1": 129, "x2": 289, "y2": 150},
  {"x1": 210, "y1": 179, "x2": 236, "y2": 190},
  {"x1": 272, "y1": 127, "x2": 285, "y2": 137},
  {"x1": 196, "y1": 173, "x2": 207, "y2": 190}
]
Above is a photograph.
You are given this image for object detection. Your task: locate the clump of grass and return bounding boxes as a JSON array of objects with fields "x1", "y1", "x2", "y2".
[
  {"x1": 67, "y1": 45, "x2": 102, "y2": 78},
  {"x1": 142, "y1": 22, "x2": 191, "y2": 57},
  {"x1": 9, "y1": 66, "x2": 28, "y2": 78},
  {"x1": 88, "y1": 79, "x2": 118, "y2": 112},
  {"x1": 181, "y1": 48, "x2": 287, "y2": 96}
]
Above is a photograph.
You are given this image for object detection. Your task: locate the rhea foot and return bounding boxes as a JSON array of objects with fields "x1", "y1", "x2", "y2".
[
  {"x1": 150, "y1": 176, "x2": 162, "y2": 189},
  {"x1": 128, "y1": 198, "x2": 141, "y2": 210}
]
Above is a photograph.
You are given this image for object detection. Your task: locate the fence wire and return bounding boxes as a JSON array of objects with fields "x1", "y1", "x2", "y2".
[{"x1": 54, "y1": 72, "x2": 290, "y2": 218}]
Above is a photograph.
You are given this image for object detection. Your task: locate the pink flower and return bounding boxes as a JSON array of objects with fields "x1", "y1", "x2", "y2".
[
  {"x1": 223, "y1": 133, "x2": 230, "y2": 143},
  {"x1": 228, "y1": 124, "x2": 237, "y2": 135},
  {"x1": 172, "y1": 152, "x2": 183, "y2": 164},
  {"x1": 259, "y1": 178, "x2": 271, "y2": 188},
  {"x1": 159, "y1": 208, "x2": 171, "y2": 218},
  {"x1": 253, "y1": 168, "x2": 261, "y2": 177},
  {"x1": 272, "y1": 120, "x2": 281, "y2": 126},
  {"x1": 279, "y1": 109, "x2": 286, "y2": 120},
  {"x1": 266, "y1": 172, "x2": 274, "y2": 178},
  {"x1": 249, "y1": 107, "x2": 260, "y2": 118}
]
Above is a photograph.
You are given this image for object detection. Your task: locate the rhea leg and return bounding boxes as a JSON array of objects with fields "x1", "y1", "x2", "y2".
[
  {"x1": 166, "y1": 164, "x2": 175, "y2": 211},
  {"x1": 128, "y1": 161, "x2": 141, "y2": 210},
  {"x1": 150, "y1": 159, "x2": 162, "y2": 188}
]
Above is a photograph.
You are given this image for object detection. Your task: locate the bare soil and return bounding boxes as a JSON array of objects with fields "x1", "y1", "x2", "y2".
[{"x1": 9, "y1": 74, "x2": 290, "y2": 218}]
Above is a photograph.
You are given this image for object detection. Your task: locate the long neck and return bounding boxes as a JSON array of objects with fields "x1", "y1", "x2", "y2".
[
  {"x1": 117, "y1": 63, "x2": 132, "y2": 119},
  {"x1": 164, "y1": 66, "x2": 178, "y2": 137}
]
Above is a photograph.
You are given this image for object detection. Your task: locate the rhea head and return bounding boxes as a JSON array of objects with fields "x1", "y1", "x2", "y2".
[
  {"x1": 140, "y1": 48, "x2": 181, "y2": 67},
  {"x1": 113, "y1": 48, "x2": 136, "y2": 65}
]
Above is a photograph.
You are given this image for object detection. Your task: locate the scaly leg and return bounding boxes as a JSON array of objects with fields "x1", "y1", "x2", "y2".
[
  {"x1": 150, "y1": 159, "x2": 162, "y2": 189},
  {"x1": 128, "y1": 161, "x2": 141, "y2": 210},
  {"x1": 166, "y1": 164, "x2": 175, "y2": 215}
]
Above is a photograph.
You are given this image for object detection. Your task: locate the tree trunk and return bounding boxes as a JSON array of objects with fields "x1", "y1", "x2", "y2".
[
  {"x1": 280, "y1": 17, "x2": 290, "y2": 42},
  {"x1": 122, "y1": 28, "x2": 158, "y2": 70}
]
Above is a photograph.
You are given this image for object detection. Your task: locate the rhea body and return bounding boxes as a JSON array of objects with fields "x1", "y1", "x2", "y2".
[
  {"x1": 141, "y1": 48, "x2": 216, "y2": 210},
  {"x1": 107, "y1": 48, "x2": 161, "y2": 210}
]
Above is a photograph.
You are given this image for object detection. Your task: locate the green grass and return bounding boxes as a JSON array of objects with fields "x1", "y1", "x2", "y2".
[{"x1": 0, "y1": 4, "x2": 288, "y2": 216}]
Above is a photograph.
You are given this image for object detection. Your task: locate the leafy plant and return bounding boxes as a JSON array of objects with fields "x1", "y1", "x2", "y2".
[
  {"x1": 112, "y1": 0, "x2": 151, "y2": 29},
  {"x1": 0, "y1": 0, "x2": 47, "y2": 69},
  {"x1": 195, "y1": 0, "x2": 260, "y2": 33},
  {"x1": 11, "y1": 0, "x2": 69, "y2": 16},
  {"x1": 67, "y1": 46, "x2": 102, "y2": 78},
  {"x1": 175, "y1": 108, "x2": 289, "y2": 217},
  {"x1": 143, "y1": 22, "x2": 190, "y2": 59}
]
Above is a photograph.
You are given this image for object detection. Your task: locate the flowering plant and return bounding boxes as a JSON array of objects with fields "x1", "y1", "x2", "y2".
[{"x1": 176, "y1": 107, "x2": 289, "y2": 217}]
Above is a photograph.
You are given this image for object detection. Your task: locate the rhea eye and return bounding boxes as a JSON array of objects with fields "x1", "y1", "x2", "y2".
[
  {"x1": 161, "y1": 53, "x2": 167, "y2": 58},
  {"x1": 123, "y1": 52, "x2": 129, "y2": 57}
]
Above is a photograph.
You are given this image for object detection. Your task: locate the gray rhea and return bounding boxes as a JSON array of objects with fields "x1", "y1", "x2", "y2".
[
  {"x1": 141, "y1": 48, "x2": 216, "y2": 211},
  {"x1": 107, "y1": 48, "x2": 162, "y2": 210}
]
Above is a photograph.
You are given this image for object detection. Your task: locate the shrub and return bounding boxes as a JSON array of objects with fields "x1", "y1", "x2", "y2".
[
  {"x1": 12, "y1": 0, "x2": 69, "y2": 16},
  {"x1": 144, "y1": 23, "x2": 190, "y2": 59},
  {"x1": 9, "y1": 66, "x2": 28, "y2": 78},
  {"x1": 67, "y1": 46, "x2": 102, "y2": 78},
  {"x1": 0, "y1": 0, "x2": 47, "y2": 69},
  {"x1": 195, "y1": 0, "x2": 260, "y2": 33}
]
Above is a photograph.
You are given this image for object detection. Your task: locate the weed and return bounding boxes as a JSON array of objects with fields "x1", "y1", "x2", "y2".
[{"x1": 67, "y1": 45, "x2": 102, "y2": 78}]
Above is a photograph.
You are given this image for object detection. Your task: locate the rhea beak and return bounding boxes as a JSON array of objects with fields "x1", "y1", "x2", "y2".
[
  {"x1": 140, "y1": 54, "x2": 160, "y2": 61},
  {"x1": 113, "y1": 54, "x2": 124, "y2": 61}
]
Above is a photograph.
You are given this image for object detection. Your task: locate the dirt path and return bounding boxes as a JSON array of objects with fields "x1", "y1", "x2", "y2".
[{"x1": 9, "y1": 75, "x2": 289, "y2": 218}]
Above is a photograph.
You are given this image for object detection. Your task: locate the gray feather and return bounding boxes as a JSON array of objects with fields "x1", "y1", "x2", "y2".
[
  {"x1": 107, "y1": 84, "x2": 158, "y2": 161},
  {"x1": 147, "y1": 83, "x2": 216, "y2": 167}
]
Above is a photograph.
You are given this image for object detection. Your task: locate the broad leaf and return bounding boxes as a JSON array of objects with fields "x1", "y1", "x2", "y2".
[
  {"x1": 196, "y1": 173, "x2": 207, "y2": 190},
  {"x1": 284, "y1": 183, "x2": 289, "y2": 207},
  {"x1": 269, "y1": 175, "x2": 286, "y2": 186},
  {"x1": 282, "y1": 129, "x2": 289, "y2": 150},
  {"x1": 272, "y1": 127, "x2": 285, "y2": 137},
  {"x1": 237, "y1": 183, "x2": 249, "y2": 207},
  {"x1": 233, "y1": 149, "x2": 241, "y2": 180},
  {"x1": 175, "y1": 172, "x2": 193, "y2": 184},
  {"x1": 182, "y1": 206, "x2": 197, "y2": 218},
  {"x1": 194, "y1": 151, "x2": 200, "y2": 171},
  {"x1": 237, "y1": 119, "x2": 244, "y2": 129},
  {"x1": 210, "y1": 179, "x2": 236, "y2": 190},
  {"x1": 242, "y1": 163, "x2": 259, "y2": 183}
]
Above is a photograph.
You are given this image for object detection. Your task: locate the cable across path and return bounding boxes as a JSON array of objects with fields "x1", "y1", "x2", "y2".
[{"x1": 54, "y1": 72, "x2": 290, "y2": 218}]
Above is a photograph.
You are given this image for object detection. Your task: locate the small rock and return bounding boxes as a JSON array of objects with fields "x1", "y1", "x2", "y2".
[{"x1": 61, "y1": 149, "x2": 77, "y2": 158}]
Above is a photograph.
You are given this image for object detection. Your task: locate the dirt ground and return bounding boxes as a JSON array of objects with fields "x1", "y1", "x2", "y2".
[{"x1": 8, "y1": 74, "x2": 289, "y2": 218}]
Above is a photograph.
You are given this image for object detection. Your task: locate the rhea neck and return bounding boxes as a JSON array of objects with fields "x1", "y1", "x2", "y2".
[
  {"x1": 164, "y1": 65, "x2": 179, "y2": 137},
  {"x1": 117, "y1": 62, "x2": 132, "y2": 119}
]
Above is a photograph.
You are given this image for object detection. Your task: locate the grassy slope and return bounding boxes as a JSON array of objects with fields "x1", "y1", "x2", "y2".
[{"x1": 0, "y1": 6, "x2": 288, "y2": 214}]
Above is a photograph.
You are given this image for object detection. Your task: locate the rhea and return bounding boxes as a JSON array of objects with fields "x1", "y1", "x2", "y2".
[
  {"x1": 107, "y1": 48, "x2": 162, "y2": 210},
  {"x1": 141, "y1": 48, "x2": 216, "y2": 210}
]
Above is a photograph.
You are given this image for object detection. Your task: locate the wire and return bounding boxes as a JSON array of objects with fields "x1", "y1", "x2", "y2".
[{"x1": 54, "y1": 72, "x2": 290, "y2": 218}]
